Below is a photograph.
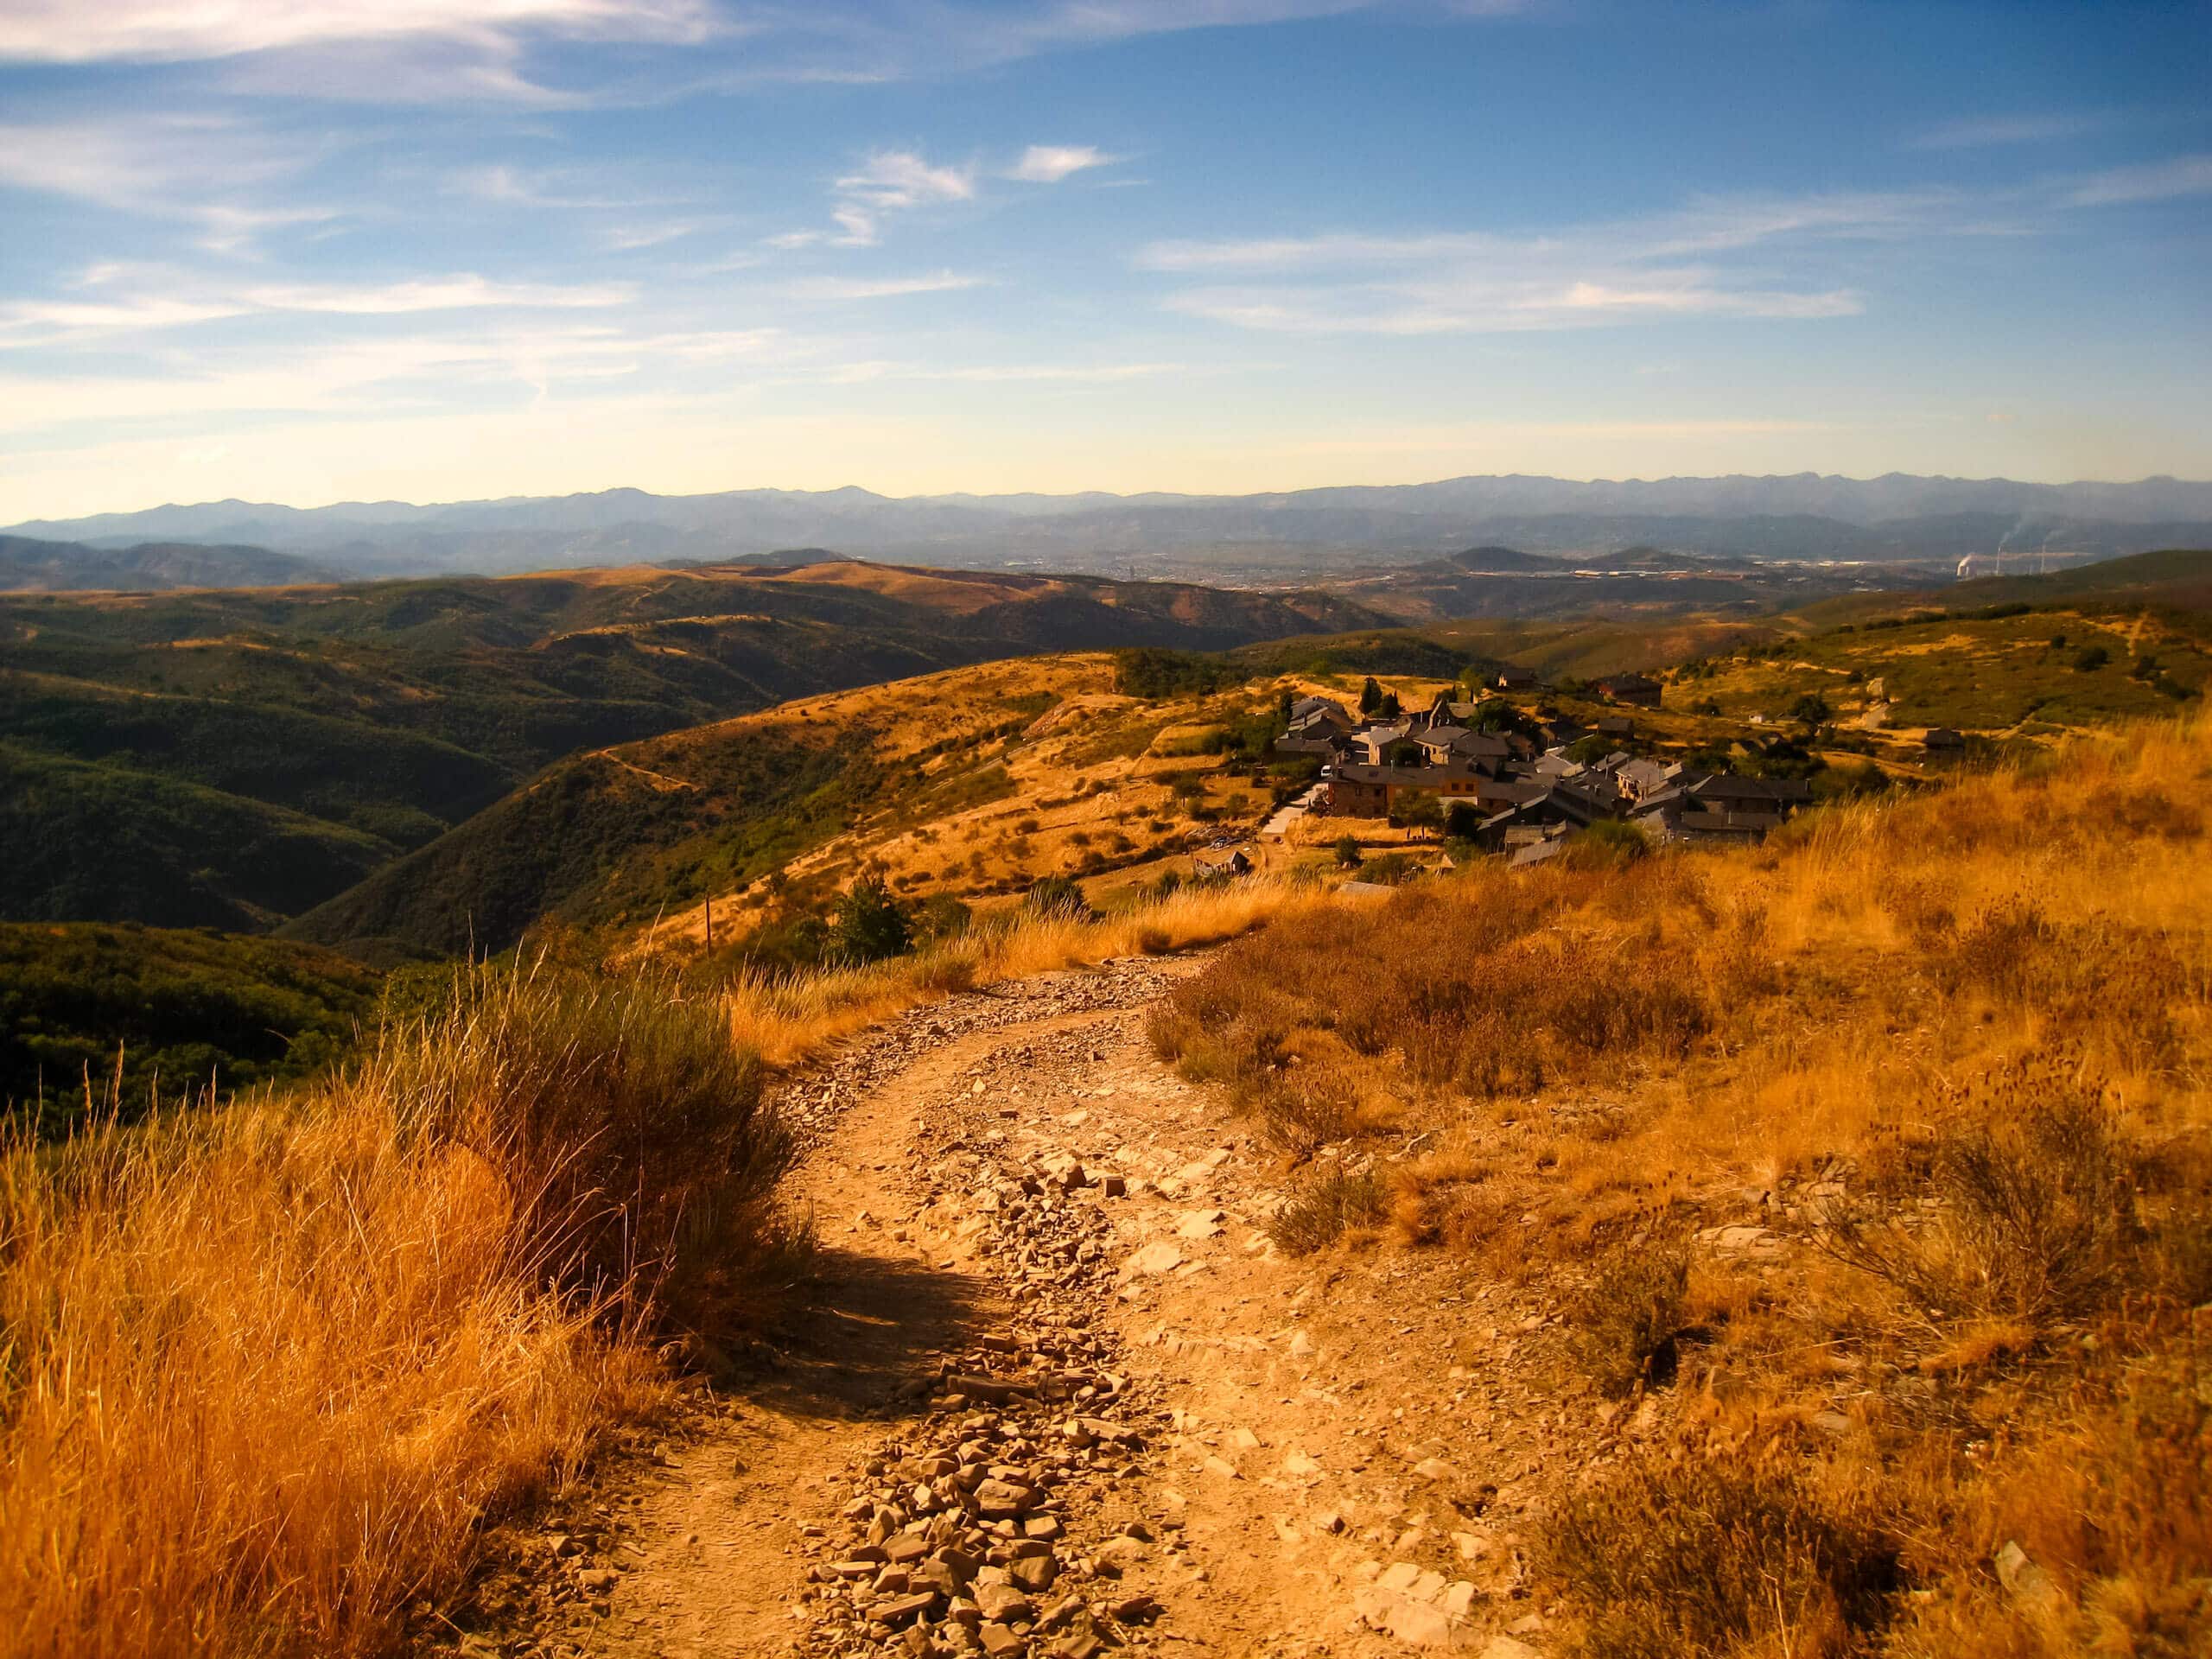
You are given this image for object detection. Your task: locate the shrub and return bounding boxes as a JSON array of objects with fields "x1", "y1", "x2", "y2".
[
  {"x1": 1400, "y1": 792, "x2": 1446, "y2": 837},
  {"x1": 911, "y1": 892, "x2": 972, "y2": 944},
  {"x1": 1254, "y1": 1062, "x2": 1363, "y2": 1153},
  {"x1": 0, "y1": 961, "x2": 789, "y2": 1656},
  {"x1": 1570, "y1": 818, "x2": 1650, "y2": 867},
  {"x1": 1334, "y1": 835, "x2": 1364, "y2": 868},
  {"x1": 1568, "y1": 1238, "x2": 1690, "y2": 1396},
  {"x1": 1541, "y1": 1457, "x2": 1898, "y2": 1659},
  {"x1": 1789, "y1": 692, "x2": 1834, "y2": 726},
  {"x1": 1266, "y1": 1166, "x2": 1389, "y2": 1255},
  {"x1": 1825, "y1": 1061, "x2": 2145, "y2": 1325},
  {"x1": 829, "y1": 877, "x2": 912, "y2": 964},
  {"x1": 2074, "y1": 644, "x2": 2111, "y2": 672},
  {"x1": 1024, "y1": 874, "x2": 1092, "y2": 920}
]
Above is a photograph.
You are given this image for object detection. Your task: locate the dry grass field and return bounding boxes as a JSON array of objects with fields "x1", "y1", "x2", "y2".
[{"x1": 1149, "y1": 715, "x2": 2212, "y2": 1657}]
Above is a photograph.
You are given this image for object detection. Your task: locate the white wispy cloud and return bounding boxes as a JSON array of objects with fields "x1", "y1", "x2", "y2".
[
  {"x1": 0, "y1": 322, "x2": 814, "y2": 435},
  {"x1": 779, "y1": 272, "x2": 992, "y2": 301},
  {"x1": 0, "y1": 273, "x2": 632, "y2": 350},
  {"x1": 831, "y1": 206, "x2": 881, "y2": 246},
  {"x1": 836, "y1": 150, "x2": 977, "y2": 210},
  {"x1": 1910, "y1": 111, "x2": 2111, "y2": 150},
  {"x1": 1007, "y1": 144, "x2": 1119, "y2": 183},
  {"x1": 2059, "y1": 153, "x2": 2212, "y2": 207},
  {"x1": 0, "y1": 1, "x2": 717, "y2": 63},
  {"x1": 601, "y1": 221, "x2": 703, "y2": 251},
  {"x1": 1133, "y1": 186, "x2": 2074, "y2": 335},
  {"x1": 764, "y1": 149, "x2": 980, "y2": 251},
  {"x1": 825, "y1": 360, "x2": 1183, "y2": 385},
  {"x1": 0, "y1": 114, "x2": 342, "y2": 251},
  {"x1": 242, "y1": 276, "x2": 635, "y2": 314},
  {"x1": 1165, "y1": 275, "x2": 1859, "y2": 335}
]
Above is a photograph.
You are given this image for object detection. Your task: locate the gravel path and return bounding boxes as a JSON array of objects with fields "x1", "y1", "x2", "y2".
[{"x1": 469, "y1": 956, "x2": 1586, "y2": 1659}]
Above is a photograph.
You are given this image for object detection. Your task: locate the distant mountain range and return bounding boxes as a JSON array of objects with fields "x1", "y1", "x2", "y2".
[{"x1": 10, "y1": 473, "x2": 2209, "y2": 582}]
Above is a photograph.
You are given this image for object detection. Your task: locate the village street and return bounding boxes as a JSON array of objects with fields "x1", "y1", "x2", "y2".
[{"x1": 473, "y1": 957, "x2": 1610, "y2": 1659}]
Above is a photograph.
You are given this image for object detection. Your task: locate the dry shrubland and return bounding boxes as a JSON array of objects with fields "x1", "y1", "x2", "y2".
[
  {"x1": 1152, "y1": 716, "x2": 2212, "y2": 1657},
  {"x1": 0, "y1": 876, "x2": 1311, "y2": 1659}
]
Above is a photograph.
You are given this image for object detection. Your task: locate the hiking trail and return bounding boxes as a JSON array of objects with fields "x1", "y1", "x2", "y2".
[{"x1": 466, "y1": 957, "x2": 1586, "y2": 1659}]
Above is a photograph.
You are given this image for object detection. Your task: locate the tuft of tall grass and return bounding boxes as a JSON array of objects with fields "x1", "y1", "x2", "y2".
[
  {"x1": 0, "y1": 961, "x2": 785, "y2": 1659},
  {"x1": 1541, "y1": 1454, "x2": 1899, "y2": 1659},
  {"x1": 1567, "y1": 1237, "x2": 1692, "y2": 1397},
  {"x1": 1265, "y1": 1165, "x2": 1391, "y2": 1255}
]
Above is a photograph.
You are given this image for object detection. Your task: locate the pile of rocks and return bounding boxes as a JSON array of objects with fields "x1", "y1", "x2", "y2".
[
  {"x1": 786, "y1": 1357, "x2": 1169, "y2": 1658},
  {"x1": 785, "y1": 1032, "x2": 1187, "y2": 1657}
]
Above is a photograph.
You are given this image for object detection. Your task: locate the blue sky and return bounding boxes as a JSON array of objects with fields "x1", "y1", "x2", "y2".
[{"x1": 1, "y1": 1, "x2": 2208, "y2": 519}]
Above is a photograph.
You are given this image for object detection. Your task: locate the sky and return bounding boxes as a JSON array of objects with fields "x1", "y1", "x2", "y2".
[{"x1": 1, "y1": 1, "x2": 2209, "y2": 521}]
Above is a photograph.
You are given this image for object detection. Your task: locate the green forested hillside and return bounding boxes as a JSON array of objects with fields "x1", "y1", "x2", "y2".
[
  {"x1": 0, "y1": 923, "x2": 381, "y2": 1127},
  {"x1": 1, "y1": 744, "x2": 393, "y2": 929},
  {"x1": 0, "y1": 559, "x2": 1381, "y2": 929}
]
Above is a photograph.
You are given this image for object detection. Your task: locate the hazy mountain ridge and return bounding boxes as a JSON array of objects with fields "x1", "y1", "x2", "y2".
[{"x1": 12, "y1": 474, "x2": 2210, "y2": 582}]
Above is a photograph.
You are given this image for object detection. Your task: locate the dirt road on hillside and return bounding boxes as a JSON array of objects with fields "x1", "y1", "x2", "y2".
[{"x1": 470, "y1": 958, "x2": 1574, "y2": 1659}]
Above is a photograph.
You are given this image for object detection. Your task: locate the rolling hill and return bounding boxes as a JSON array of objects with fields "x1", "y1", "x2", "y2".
[
  {"x1": 0, "y1": 559, "x2": 1382, "y2": 930},
  {"x1": 0, "y1": 534, "x2": 336, "y2": 592},
  {"x1": 291, "y1": 565, "x2": 2212, "y2": 963}
]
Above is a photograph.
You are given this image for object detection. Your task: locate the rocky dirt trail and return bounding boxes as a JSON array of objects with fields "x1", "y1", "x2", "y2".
[{"x1": 471, "y1": 956, "x2": 1610, "y2": 1659}]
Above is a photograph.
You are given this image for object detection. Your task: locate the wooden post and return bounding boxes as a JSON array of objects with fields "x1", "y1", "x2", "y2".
[{"x1": 704, "y1": 895, "x2": 713, "y2": 955}]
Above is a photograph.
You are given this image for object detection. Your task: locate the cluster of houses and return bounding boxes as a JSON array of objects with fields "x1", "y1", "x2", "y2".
[{"x1": 1277, "y1": 670, "x2": 1810, "y2": 866}]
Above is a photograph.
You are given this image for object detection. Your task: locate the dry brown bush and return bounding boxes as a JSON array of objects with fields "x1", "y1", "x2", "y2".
[
  {"x1": 0, "y1": 961, "x2": 785, "y2": 1659},
  {"x1": 1824, "y1": 1061, "x2": 2147, "y2": 1327},
  {"x1": 1265, "y1": 1165, "x2": 1390, "y2": 1255},
  {"x1": 1542, "y1": 1452, "x2": 1899, "y2": 1659},
  {"x1": 1567, "y1": 1236, "x2": 1693, "y2": 1396}
]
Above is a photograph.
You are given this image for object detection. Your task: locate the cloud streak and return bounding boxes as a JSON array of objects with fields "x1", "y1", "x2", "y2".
[
  {"x1": 1007, "y1": 145, "x2": 1119, "y2": 183},
  {"x1": 1135, "y1": 197, "x2": 1908, "y2": 334},
  {"x1": 1910, "y1": 111, "x2": 2111, "y2": 150},
  {"x1": 779, "y1": 272, "x2": 991, "y2": 301},
  {"x1": 2060, "y1": 153, "x2": 2212, "y2": 207},
  {"x1": 0, "y1": 1, "x2": 717, "y2": 63}
]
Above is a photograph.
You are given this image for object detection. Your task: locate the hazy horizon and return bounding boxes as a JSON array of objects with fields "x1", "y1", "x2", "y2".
[
  {"x1": 3, "y1": 2, "x2": 2209, "y2": 521},
  {"x1": 16, "y1": 464, "x2": 2212, "y2": 531}
]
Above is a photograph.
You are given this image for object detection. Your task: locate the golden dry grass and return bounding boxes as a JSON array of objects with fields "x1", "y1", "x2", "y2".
[
  {"x1": 0, "y1": 965, "x2": 791, "y2": 1659},
  {"x1": 1153, "y1": 714, "x2": 2212, "y2": 1658}
]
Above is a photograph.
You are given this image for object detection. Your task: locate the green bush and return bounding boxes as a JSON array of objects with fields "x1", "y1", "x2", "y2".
[
  {"x1": 830, "y1": 877, "x2": 912, "y2": 964},
  {"x1": 1024, "y1": 874, "x2": 1093, "y2": 919}
]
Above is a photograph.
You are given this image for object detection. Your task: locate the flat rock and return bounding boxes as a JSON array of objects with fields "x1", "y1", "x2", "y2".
[{"x1": 1126, "y1": 1242, "x2": 1184, "y2": 1276}]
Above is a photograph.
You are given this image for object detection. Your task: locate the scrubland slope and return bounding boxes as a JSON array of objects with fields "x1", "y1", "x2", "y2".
[{"x1": 1152, "y1": 716, "x2": 2212, "y2": 1656}]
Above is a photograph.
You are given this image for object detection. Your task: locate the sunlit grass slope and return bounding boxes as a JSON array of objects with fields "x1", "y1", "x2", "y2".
[{"x1": 1152, "y1": 715, "x2": 2212, "y2": 1658}]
